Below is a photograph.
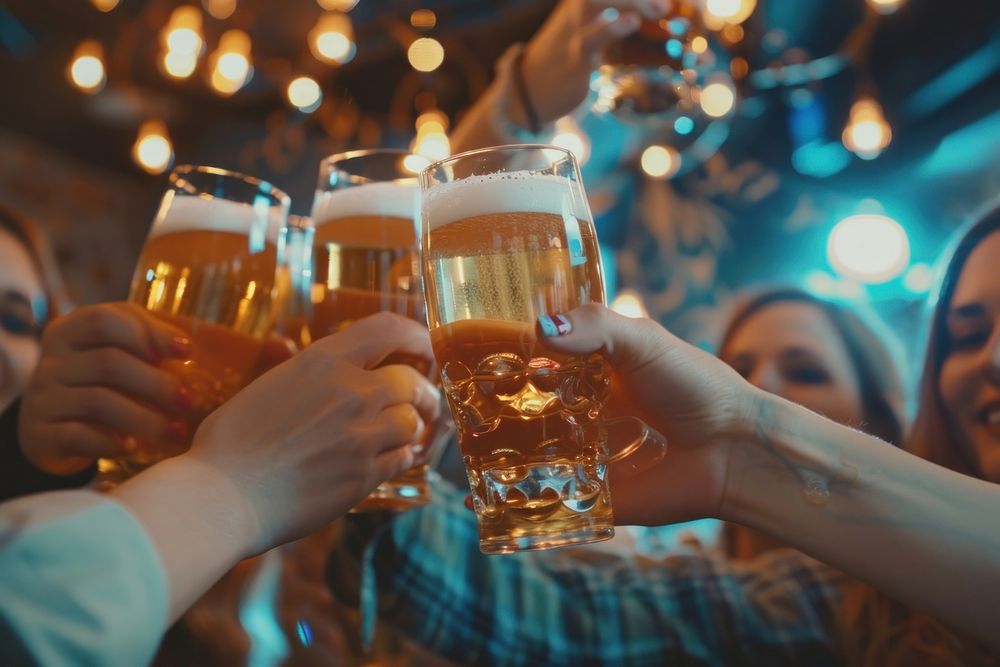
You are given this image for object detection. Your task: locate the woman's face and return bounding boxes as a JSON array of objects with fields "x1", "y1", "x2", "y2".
[
  {"x1": 0, "y1": 229, "x2": 45, "y2": 414},
  {"x1": 721, "y1": 301, "x2": 865, "y2": 427},
  {"x1": 938, "y1": 229, "x2": 1000, "y2": 483}
]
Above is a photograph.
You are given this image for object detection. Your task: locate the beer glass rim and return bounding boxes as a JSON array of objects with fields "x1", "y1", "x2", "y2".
[
  {"x1": 420, "y1": 143, "x2": 576, "y2": 177},
  {"x1": 318, "y1": 148, "x2": 425, "y2": 187},
  {"x1": 170, "y1": 164, "x2": 290, "y2": 208}
]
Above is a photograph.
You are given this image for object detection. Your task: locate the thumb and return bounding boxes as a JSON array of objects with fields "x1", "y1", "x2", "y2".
[{"x1": 536, "y1": 303, "x2": 670, "y2": 372}]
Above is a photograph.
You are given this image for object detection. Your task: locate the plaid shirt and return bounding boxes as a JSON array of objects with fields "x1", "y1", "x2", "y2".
[{"x1": 334, "y1": 480, "x2": 847, "y2": 667}]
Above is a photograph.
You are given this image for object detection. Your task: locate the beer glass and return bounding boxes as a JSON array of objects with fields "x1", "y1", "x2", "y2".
[
  {"x1": 420, "y1": 145, "x2": 664, "y2": 553},
  {"x1": 100, "y1": 165, "x2": 291, "y2": 480},
  {"x1": 309, "y1": 149, "x2": 436, "y2": 512}
]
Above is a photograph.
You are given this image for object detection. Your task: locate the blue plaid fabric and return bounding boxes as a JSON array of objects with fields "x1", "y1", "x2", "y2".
[{"x1": 336, "y1": 480, "x2": 847, "y2": 667}]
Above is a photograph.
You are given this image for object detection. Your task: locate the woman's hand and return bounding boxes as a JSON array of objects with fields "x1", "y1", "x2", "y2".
[
  {"x1": 519, "y1": 0, "x2": 667, "y2": 124},
  {"x1": 538, "y1": 304, "x2": 755, "y2": 526},
  {"x1": 18, "y1": 303, "x2": 192, "y2": 475},
  {"x1": 187, "y1": 311, "x2": 441, "y2": 552}
]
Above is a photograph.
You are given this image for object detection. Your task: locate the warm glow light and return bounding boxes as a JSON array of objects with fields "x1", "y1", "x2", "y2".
[
  {"x1": 287, "y1": 76, "x2": 323, "y2": 112},
  {"x1": 162, "y1": 6, "x2": 204, "y2": 54},
  {"x1": 167, "y1": 28, "x2": 202, "y2": 54},
  {"x1": 552, "y1": 116, "x2": 591, "y2": 166},
  {"x1": 412, "y1": 129, "x2": 450, "y2": 162},
  {"x1": 410, "y1": 9, "x2": 437, "y2": 29},
  {"x1": 415, "y1": 109, "x2": 449, "y2": 134},
  {"x1": 691, "y1": 36, "x2": 708, "y2": 54},
  {"x1": 317, "y1": 0, "x2": 358, "y2": 10},
  {"x1": 827, "y1": 214, "x2": 910, "y2": 283},
  {"x1": 310, "y1": 12, "x2": 355, "y2": 65},
  {"x1": 203, "y1": 0, "x2": 237, "y2": 20},
  {"x1": 402, "y1": 154, "x2": 432, "y2": 174},
  {"x1": 163, "y1": 51, "x2": 198, "y2": 79},
  {"x1": 132, "y1": 120, "x2": 174, "y2": 175},
  {"x1": 90, "y1": 0, "x2": 120, "y2": 12},
  {"x1": 842, "y1": 97, "x2": 892, "y2": 159},
  {"x1": 866, "y1": 0, "x2": 905, "y2": 15},
  {"x1": 68, "y1": 40, "x2": 106, "y2": 94},
  {"x1": 209, "y1": 29, "x2": 252, "y2": 95},
  {"x1": 640, "y1": 145, "x2": 680, "y2": 178},
  {"x1": 704, "y1": 0, "x2": 756, "y2": 23},
  {"x1": 610, "y1": 289, "x2": 650, "y2": 318},
  {"x1": 408, "y1": 37, "x2": 444, "y2": 73},
  {"x1": 700, "y1": 80, "x2": 736, "y2": 117}
]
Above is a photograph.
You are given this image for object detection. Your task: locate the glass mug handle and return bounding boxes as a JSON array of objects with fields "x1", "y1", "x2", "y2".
[{"x1": 604, "y1": 416, "x2": 667, "y2": 477}]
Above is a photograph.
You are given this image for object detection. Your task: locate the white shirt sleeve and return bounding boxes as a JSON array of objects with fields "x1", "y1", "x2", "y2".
[{"x1": 0, "y1": 490, "x2": 169, "y2": 667}]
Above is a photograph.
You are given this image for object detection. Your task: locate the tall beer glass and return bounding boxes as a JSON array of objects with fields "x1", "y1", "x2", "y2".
[
  {"x1": 310, "y1": 149, "x2": 434, "y2": 512},
  {"x1": 421, "y1": 145, "x2": 662, "y2": 553},
  {"x1": 101, "y1": 165, "x2": 291, "y2": 480}
]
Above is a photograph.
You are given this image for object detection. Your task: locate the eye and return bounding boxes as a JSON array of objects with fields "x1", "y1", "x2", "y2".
[
  {"x1": 948, "y1": 328, "x2": 990, "y2": 351},
  {"x1": 785, "y1": 364, "x2": 830, "y2": 384}
]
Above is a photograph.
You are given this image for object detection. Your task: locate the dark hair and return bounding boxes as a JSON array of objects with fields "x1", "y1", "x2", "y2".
[
  {"x1": 718, "y1": 286, "x2": 907, "y2": 446},
  {"x1": 0, "y1": 205, "x2": 70, "y2": 325}
]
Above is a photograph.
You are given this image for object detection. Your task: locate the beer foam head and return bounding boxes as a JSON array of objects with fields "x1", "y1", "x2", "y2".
[
  {"x1": 311, "y1": 181, "x2": 417, "y2": 223},
  {"x1": 150, "y1": 192, "x2": 287, "y2": 243},
  {"x1": 421, "y1": 171, "x2": 591, "y2": 230}
]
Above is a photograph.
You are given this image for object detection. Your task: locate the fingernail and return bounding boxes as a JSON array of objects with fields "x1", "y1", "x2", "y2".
[
  {"x1": 170, "y1": 336, "x2": 192, "y2": 357},
  {"x1": 538, "y1": 314, "x2": 572, "y2": 337},
  {"x1": 166, "y1": 420, "x2": 189, "y2": 442}
]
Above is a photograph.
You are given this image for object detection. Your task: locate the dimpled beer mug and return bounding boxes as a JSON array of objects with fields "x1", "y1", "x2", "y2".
[
  {"x1": 99, "y1": 165, "x2": 291, "y2": 482},
  {"x1": 420, "y1": 145, "x2": 665, "y2": 553},
  {"x1": 310, "y1": 149, "x2": 438, "y2": 512}
]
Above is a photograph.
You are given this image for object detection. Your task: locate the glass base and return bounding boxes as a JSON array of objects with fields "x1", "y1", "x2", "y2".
[
  {"x1": 479, "y1": 525, "x2": 614, "y2": 554},
  {"x1": 350, "y1": 467, "x2": 431, "y2": 513}
]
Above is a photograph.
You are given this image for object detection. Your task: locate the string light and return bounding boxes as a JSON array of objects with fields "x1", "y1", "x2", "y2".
[
  {"x1": 317, "y1": 0, "x2": 359, "y2": 10},
  {"x1": 408, "y1": 37, "x2": 444, "y2": 73},
  {"x1": 132, "y1": 120, "x2": 174, "y2": 175},
  {"x1": 842, "y1": 96, "x2": 892, "y2": 159},
  {"x1": 310, "y1": 12, "x2": 355, "y2": 65},
  {"x1": 410, "y1": 9, "x2": 437, "y2": 29},
  {"x1": 203, "y1": 0, "x2": 237, "y2": 20},
  {"x1": 209, "y1": 30, "x2": 252, "y2": 96},
  {"x1": 552, "y1": 116, "x2": 591, "y2": 166},
  {"x1": 699, "y1": 77, "x2": 736, "y2": 117},
  {"x1": 866, "y1": 0, "x2": 906, "y2": 15},
  {"x1": 640, "y1": 145, "x2": 680, "y2": 178},
  {"x1": 703, "y1": 0, "x2": 756, "y2": 24},
  {"x1": 160, "y1": 6, "x2": 204, "y2": 80},
  {"x1": 411, "y1": 110, "x2": 450, "y2": 161},
  {"x1": 67, "y1": 39, "x2": 106, "y2": 94},
  {"x1": 287, "y1": 76, "x2": 323, "y2": 112},
  {"x1": 162, "y1": 51, "x2": 198, "y2": 79},
  {"x1": 90, "y1": 0, "x2": 120, "y2": 12}
]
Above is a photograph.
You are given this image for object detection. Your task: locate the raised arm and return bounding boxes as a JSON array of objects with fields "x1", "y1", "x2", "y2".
[{"x1": 537, "y1": 305, "x2": 1000, "y2": 649}]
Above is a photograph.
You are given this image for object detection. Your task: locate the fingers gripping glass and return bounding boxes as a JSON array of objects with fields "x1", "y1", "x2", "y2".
[{"x1": 419, "y1": 144, "x2": 664, "y2": 554}]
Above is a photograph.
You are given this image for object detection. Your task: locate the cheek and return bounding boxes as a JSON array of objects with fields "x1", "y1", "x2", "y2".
[
  {"x1": 2, "y1": 337, "x2": 41, "y2": 393},
  {"x1": 938, "y1": 359, "x2": 974, "y2": 419}
]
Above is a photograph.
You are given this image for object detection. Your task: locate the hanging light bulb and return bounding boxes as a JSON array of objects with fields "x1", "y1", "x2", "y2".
[
  {"x1": 90, "y1": 0, "x2": 121, "y2": 12},
  {"x1": 67, "y1": 39, "x2": 106, "y2": 94},
  {"x1": 703, "y1": 0, "x2": 757, "y2": 24},
  {"x1": 551, "y1": 116, "x2": 591, "y2": 166},
  {"x1": 132, "y1": 120, "x2": 174, "y2": 175},
  {"x1": 410, "y1": 9, "x2": 437, "y2": 29},
  {"x1": 699, "y1": 74, "x2": 736, "y2": 117},
  {"x1": 162, "y1": 51, "x2": 198, "y2": 79},
  {"x1": 203, "y1": 0, "x2": 237, "y2": 20},
  {"x1": 865, "y1": 0, "x2": 906, "y2": 15},
  {"x1": 309, "y1": 12, "x2": 356, "y2": 65},
  {"x1": 159, "y1": 6, "x2": 204, "y2": 80},
  {"x1": 317, "y1": 0, "x2": 359, "y2": 10},
  {"x1": 209, "y1": 30, "x2": 253, "y2": 96},
  {"x1": 411, "y1": 111, "x2": 450, "y2": 162},
  {"x1": 842, "y1": 96, "x2": 892, "y2": 159},
  {"x1": 408, "y1": 37, "x2": 444, "y2": 73},
  {"x1": 640, "y1": 145, "x2": 681, "y2": 178},
  {"x1": 287, "y1": 76, "x2": 323, "y2": 113}
]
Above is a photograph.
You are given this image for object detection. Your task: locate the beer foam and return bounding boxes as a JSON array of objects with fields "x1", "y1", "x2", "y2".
[
  {"x1": 421, "y1": 172, "x2": 591, "y2": 230},
  {"x1": 149, "y1": 192, "x2": 287, "y2": 243},
  {"x1": 312, "y1": 181, "x2": 417, "y2": 223}
]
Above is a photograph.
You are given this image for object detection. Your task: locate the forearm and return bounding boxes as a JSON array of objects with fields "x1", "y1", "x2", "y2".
[
  {"x1": 724, "y1": 390, "x2": 1000, "y2": 647},
  {"x1": 111, "y1": 454, "x2": 260, "y2": 623}
]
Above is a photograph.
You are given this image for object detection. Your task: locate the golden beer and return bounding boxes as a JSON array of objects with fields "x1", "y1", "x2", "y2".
[
  {"x1": 421, "y1": 152, "x2": 618, "y2": 553},
  {"x1": 103, "y1": 168, "x2": 288, "y2": 479},
  {"x1": 310, "y1": 155, "x2": 433, "y2": 511}
]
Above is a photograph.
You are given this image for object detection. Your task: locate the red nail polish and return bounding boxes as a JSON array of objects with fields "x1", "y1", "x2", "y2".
[{"x1": 538, "y1": 314, "x2": 572, "y2": 337}]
